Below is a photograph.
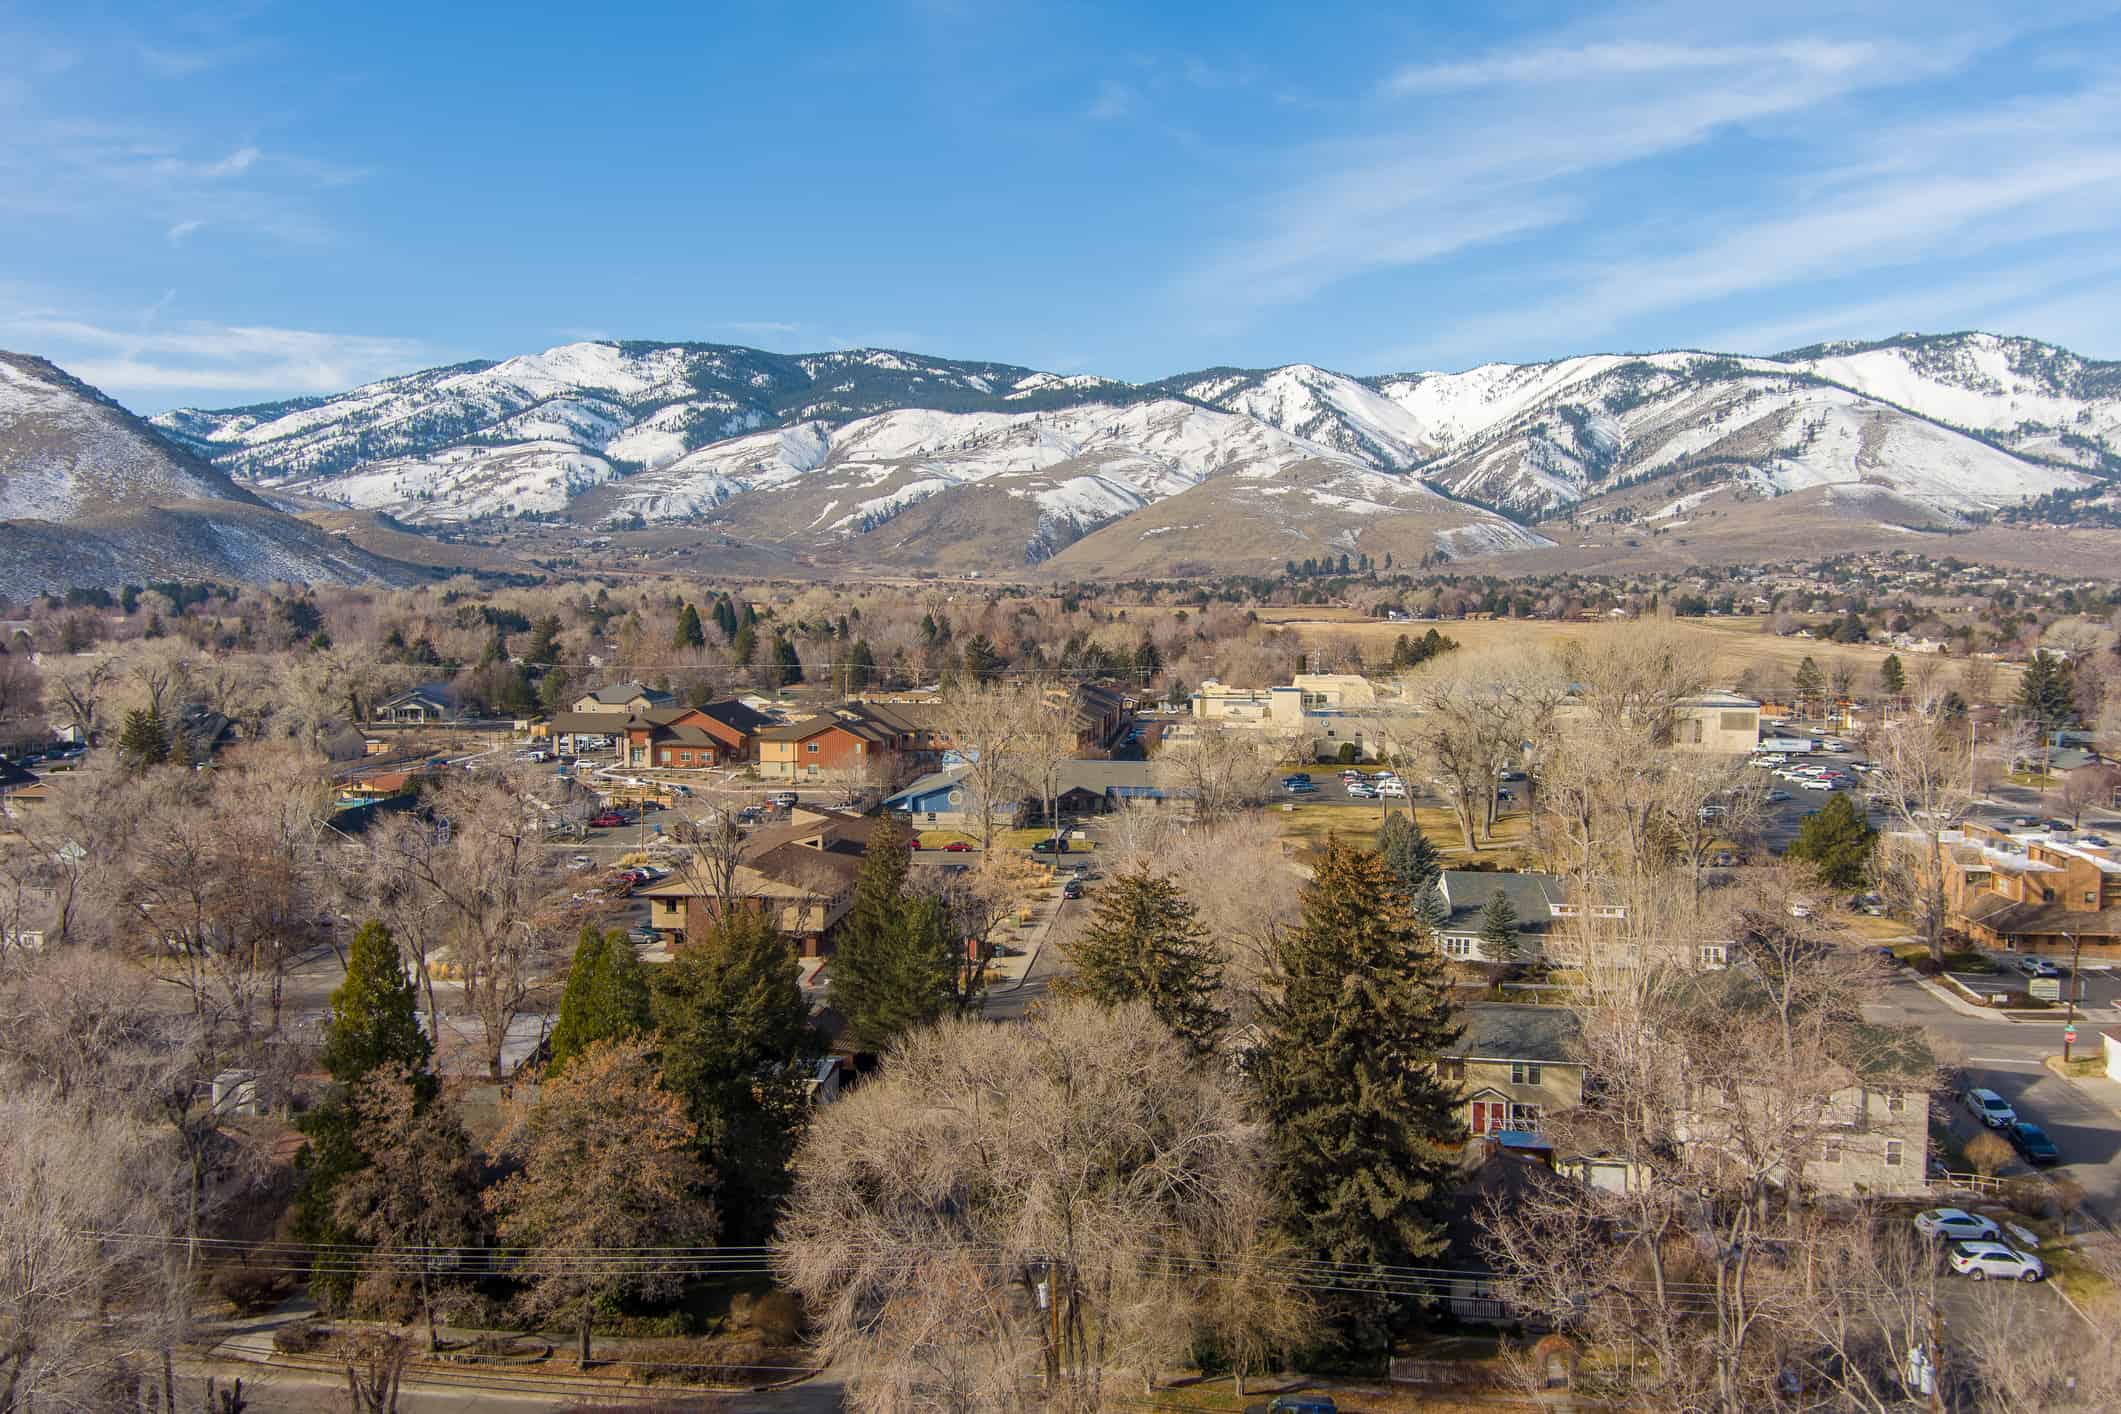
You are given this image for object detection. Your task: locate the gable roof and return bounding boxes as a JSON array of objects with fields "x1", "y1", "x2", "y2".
[
  {"x1": 581, "y1": 680, "x2": 673, "y2": 706},
  {"x1": 1437, "y1": 871, "x2": 1567, "y2": 935},
  {"x1": 696, "y1": 699, "x2": 771, "y2": 735},
  {"x1": 1450, "y1": 1003, "x2": 1582, "y2": 1065}
]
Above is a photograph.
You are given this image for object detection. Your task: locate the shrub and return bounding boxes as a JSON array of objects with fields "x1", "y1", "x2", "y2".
[
  {"x1": 271, "y1": 1319, "x2": 330, "y2": 1355},
  {"x1": 1964, "y1": 1131, "x2": 2013, "y2": 1177},
  {"x1": 214, "y1": 1265, "x2": 292, "y2": 1315}
]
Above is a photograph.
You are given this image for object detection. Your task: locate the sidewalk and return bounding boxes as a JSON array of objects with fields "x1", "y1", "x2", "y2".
[{"x1": 1909, "y1": 970, "x2": 2121, "y2": 1025}]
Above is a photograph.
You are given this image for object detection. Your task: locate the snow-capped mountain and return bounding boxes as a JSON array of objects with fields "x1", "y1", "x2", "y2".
[
  {"x1": 141, "y1": 331, "x2": 2118, "y2": 573},
  {"x1": 0, "y1": 352, "x2": 423, "y2": 595}
]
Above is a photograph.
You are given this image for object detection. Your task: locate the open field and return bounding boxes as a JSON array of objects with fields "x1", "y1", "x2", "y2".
[
  {"x1": 1246, "y1": 611, "x2": 2003, "y2": 692},
  {"x1": 1273, "y1": 801, "x2": 1533, "y2": 868}
]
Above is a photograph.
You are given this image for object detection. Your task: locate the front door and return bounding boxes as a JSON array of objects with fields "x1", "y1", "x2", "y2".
[{"x1": 1470, "y1": 1100, "x2": 1506, "y2": 1135}]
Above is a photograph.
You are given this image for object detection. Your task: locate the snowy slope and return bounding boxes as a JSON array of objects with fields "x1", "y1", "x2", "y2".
[
  {"x1": 0, "y1": 351, "x2": 421, "y2": 593},
  {"x1": 137, "y1": 331, "x2": 2118, "y2": 569}
]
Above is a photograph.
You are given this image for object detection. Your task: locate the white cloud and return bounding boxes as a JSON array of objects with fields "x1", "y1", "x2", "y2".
[
  {"x1": 166, "y1": 219, "x2": 202, "y2": 243},
  {"x1": 1384, "y1": 39, "x2": 1883, "y2": 93},
  {"x1": 3, "y1": 314, "x2": 430, "y2": 406},
  {"x1": 201, "y1": 145, "x2": 260, "y2": 178},
  {"x1": 1087, "y1": 81, "x2": 1136, "y2": 121}
]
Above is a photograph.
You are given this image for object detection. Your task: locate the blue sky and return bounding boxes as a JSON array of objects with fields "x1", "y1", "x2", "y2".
[{"x1": 5, "y1": 0, "x2": 2121, "y2": 412}]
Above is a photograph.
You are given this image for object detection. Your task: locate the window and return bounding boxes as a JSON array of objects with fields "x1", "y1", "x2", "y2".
[
  {"x1": 1821, "y1": 1138, "x2": 1843, "y2": 1163},
  {"x1": 1884, "y1": 1139, "x2": 1904, "y2": 1168},
  {"x1": 806, "y1": 741, "x2": 820, "y2": 754},
  {"x1": 1437, "y1": 1060, "x2": 1465, "y2": 1082},
  {"x1": 1698, "y1": 943, "x2": 1728, "y2": 968},
  {"x1": 678, "y1": 750, "x2": 692, "y2": 763},
  {"x1": 1505, "y1": 1103, "x2": 1541, "y2": 1131},
  {"x1": 1511, "y1": 1062, "x2": 1543, "y2": 1087},
  {"x1": 1886, "y1": 1092, "x2": 1906, "y2": 1115},
  {"x1": 1442, "y1": 937, "x2": 1474, "y2": 959},
  {"x1": 2087, "y1": 891, "x2": 2099, "y2": 905}
]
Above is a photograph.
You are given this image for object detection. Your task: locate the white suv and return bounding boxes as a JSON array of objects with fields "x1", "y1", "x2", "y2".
[
  {"x1": 1949, "y1": 1241, "x2": 2044, "y2": 1283},
  {"x1": 1962, "y1": 1087, "x2": 2016, "y2": 1128}
]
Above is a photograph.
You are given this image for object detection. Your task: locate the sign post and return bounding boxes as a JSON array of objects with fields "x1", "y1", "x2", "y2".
[{"x1": 2063, "y1": 1023, "x2": 2079, "y2": 1063}]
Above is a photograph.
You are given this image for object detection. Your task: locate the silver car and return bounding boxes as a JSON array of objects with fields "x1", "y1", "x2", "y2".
[{"x1": 1949, "y1": 1241, "x2": 2043, "y2": 1283}]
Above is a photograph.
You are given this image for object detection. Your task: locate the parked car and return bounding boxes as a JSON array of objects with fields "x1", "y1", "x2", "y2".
[
  {"x1": 2012, "y1": 956, "x2": 2060, "y2": 978},
  {"x1": 1914, "y1": 1208, "x2": 2002, "y2": 1242},
  {"x1": 1764, "y1": 789, "x2": 1793, "y2": 803},
  {"x1": 1061, "y1": 879, "x2": 1084, "y2": 899},
  {"x1": 1961, "y1": 1088, "x2": 2017, "y2": 1128},
  {"x1": 589, "y1": 811, "x2": 628, "y2": 828},
  {"x1": 768, "y1": 790, "x2": 800, "y2": 808},
  {"x1": 627, "y1": 926, "x2": 660, "y2": 946},
  {"x1": 1948, "y1": 1241, "x2": 2044, "y2": 1282},
  {"x1": 2005, "y1": 1120, "x2": 2061, "y2": 1166},
  {"x1": 1031, "y1": 837, "x2": 1068, "y2": 854},
  {"x1": 1378, "y1": 781, "x2": 1408, "y2": 798},
  {"x1": 570, "y1": 854, "x2": 594, "y2": 869},
  {"x1": 942, "y1": 840, "x2": 974, "y2": 852}
]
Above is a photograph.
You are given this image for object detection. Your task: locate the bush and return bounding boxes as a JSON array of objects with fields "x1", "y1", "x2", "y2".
[
  {"x1": 1964, "y1": 1131, "x2": 2013, "y2": 1177},
  {"x1": 745, "y1": 1289, "x2": 804, "y2": 1345},
  {"x1": 271, "y1": 1319, "x2": 329, "y2": 1355},
  {"x1": 1336, "y1": 742, "x2": 1360, "y2": 764},
  {"x1": 214, "y1": 1265, "x2": 292, "y2": 1315}
]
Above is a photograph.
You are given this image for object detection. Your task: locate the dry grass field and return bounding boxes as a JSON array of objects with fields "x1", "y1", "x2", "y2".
[{"x1": 1248, "y1": 611, "x2": 1994, "y2": 692}]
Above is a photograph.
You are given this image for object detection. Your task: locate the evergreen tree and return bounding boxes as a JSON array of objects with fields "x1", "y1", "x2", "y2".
[
  {"x1": 1793, "y1": 655, "x2": 1824, "y2": 711},
  {"x1": 1787, "y1": 792, "x2": 1879, "y2": 889},
  {"x1": 652, "y1": 908, "x2": 815, "y2": 1243},
  {"x1": 837, "y1": 638, "x2": 877, "y2": 695},
  {"x1": 961, "y1": 634, "x2": 1006, "y2": 682},
  {"x1": 2017, "y1": 650, "x2": 2078, "y2": 734},
  {"x1": 538, "y1": 665, "x2": 575, "y2": 711},
  {"x1": 547, "y1": 926, "x2": 653, "y2": 1074},
  {"x1": 1133, "y1": 637, "x2": 1163, "y2": 681},
  {"x1": 116, "y1": 707, "x2": 170, "y2": 771},
  {"x1": 1376, "y1": 813, "x2": 1447, "y2": 928},
  {"x1": 770, "y1": 633, "x2": 804, "y2": 687},
  {"x1": 526, "y1": 614, "x2": 565, "y2": 665},
  {"x1": 1478, "y1": 888, "x2": 1520, "y2": 960},
  {"x1": 731, "y1": 622, "x2": 758, "y2": 667},
  {"x1": 1057, "y1": 868, "x2": 1224, "y2": 1056},
  {"x1": 712, "y1": 596, "x2": 739, "y2": 640},
  {"x1": 1254, "y1": 843, "x2": 1462, "y2": 1331},
  {"x1": 322, "y1": 920, "x2": 434, "y2": 1090},
  {"x1": 1879, "y1": 653, "x2": 1906, "y2": 696},
  {"x1": 673, "y1": 602, "x2": 706, "y2": 650},
  {"x1": 293, "y1": 920, "x2": 435, "y2": 1310},
  {"x1": 829, "y1": 817, "x2": 971, "y2": 1048}
]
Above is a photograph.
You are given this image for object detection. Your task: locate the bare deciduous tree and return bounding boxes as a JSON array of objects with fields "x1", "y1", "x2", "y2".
[
  {"x1": 1867, "y1": 707, "x2": 1975, "y2": 962},
  {"x1": 934, "y1": 679, "x2": 1036, "y2": 851},
  {"x1": 775, "y1": 1001, "x2": 1311, "y2": 1413}
]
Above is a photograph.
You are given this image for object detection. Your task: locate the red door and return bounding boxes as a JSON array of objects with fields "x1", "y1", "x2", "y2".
[{"x1": 1471, "y1": 1101, "x2": 1505, "y2": 1135}]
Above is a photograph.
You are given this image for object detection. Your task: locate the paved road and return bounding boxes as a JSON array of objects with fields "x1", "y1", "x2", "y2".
[{"x1": 1865, "y1": 969, "x2": 2121, "y2": 1230}]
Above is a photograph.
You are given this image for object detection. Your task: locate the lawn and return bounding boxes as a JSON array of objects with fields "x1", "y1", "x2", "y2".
[{"x1": 1272, "y1": 801, "x2": 1532, "y2": 868}]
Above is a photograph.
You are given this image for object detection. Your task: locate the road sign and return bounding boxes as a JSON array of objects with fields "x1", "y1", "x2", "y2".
[
  {"x1": 2031, "y1": 978, "x2": 2061, "y2": 1001},
  {"x1": 2064, "y1": 1023, "x2": 2079, "y2": 1041}
]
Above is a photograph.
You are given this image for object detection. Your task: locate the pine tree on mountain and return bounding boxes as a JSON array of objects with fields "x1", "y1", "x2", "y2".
[
  {"x1": 652, "y1": 907, "x2": 815, "y2": 1243},
  {"x1": 673, "y1": 603, "x2": 706, "y2": 650},
  {"x1": 1254, "y1": 842, "x2": 1462, "y2": 1333},
  {"x1": 1057, "y1": 867, "x2": 1224, "y2": 1056},
  {"x1": 739, "y1": 602, "x2": 758, "y2": 631},
  {"x1": 961, "y1": 635, "x2": 1006, "y2": 682},
  {"x1": 837, "y1": 638, "x2": 877, "y2": 695},
  {"x1": 731, "y1": 622, "x2": 757, "y2": 667},
  {"x1": 1133, "y1": 636, "x2": 1163, "y2": 682},
  {"x1": 770, "y1": 634, "x2": 804, "y2": 687},
  {"x1": 547, "y1": 926, "x2": 653, "y2": 1074},
  {"x1": 712, "y1": 596, "x2": 739, "y2": 640}
]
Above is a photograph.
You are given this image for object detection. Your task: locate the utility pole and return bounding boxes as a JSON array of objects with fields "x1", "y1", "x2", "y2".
[{"x1": 2064, "y1": 928, "x2": 2085, "y2": 1063}]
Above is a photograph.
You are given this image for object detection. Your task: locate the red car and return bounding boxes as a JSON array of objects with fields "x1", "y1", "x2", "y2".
[
  {"x1": 589, "y1": 811, "x2": 627, "y2": 828},
  {"x1": 942, "y1": 840, "x2": 974, "y2": 852}
]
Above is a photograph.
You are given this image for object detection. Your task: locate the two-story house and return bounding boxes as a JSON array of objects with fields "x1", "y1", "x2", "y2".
[
  {"x1": 635, "y1": 808, "x2": 881, "y2": 957},
  {"x1": 1441, "y1": 1004, "x2": 1585, "y2": 1140},
  {"x1": 571, "y1": 681, "x2": 676, "y2": 716},
  {"x1": 1432, "y1": 870, "x2": 1585, "y2": 963},
  {"x1": 755, "y1": 702, "x2": 949, "y2": 783}
]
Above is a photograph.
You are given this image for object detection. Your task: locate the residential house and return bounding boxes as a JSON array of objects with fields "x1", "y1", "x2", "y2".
[
  {"x1": 756, "y1": 702, "x2": 948, "y2": 783},
  {"x1": 372, "y1": 683, "x2": 461, "y2": 725},
  {"x1": 635, "y1": 807, "x2": 882, "y2": 956},
  {"x1": 1934, "y1": 821, "x2": 2121, "y2": 960},
  {"x1": 884, "y1": 758, "x2": 1171, "y2": 831},
  {"x1": 571, "y1": 681, "x2": 676, "y2": 715},
  {"x1": 1432, "y1": 870, "x2": 1574, "y2": 963},
  {"x1": 1441, "y1": 1004, "x2": 1585, "y2": 1139}
]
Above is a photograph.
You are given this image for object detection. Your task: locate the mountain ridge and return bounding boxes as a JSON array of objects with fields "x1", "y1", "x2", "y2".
[{"x1": 107, "y1": 329, "x2": 2121, "y2": 575}]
